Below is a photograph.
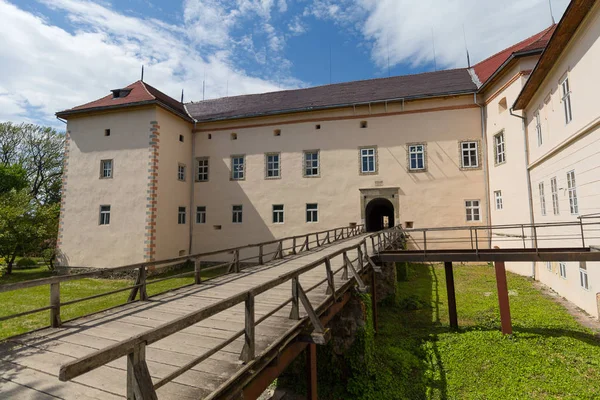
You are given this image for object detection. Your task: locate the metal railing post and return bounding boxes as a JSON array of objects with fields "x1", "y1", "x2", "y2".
[
  {"x1": 580, "y1": 218, "x2": 586, "y2": 248},
  {"x1": 50, "y1": 282, "x2": 61, "y2": 328},
  {"x1": 533, "y1": 225, "x2": 538, "y2": 254},
  {"x1": 474, "y1": 228, "x2": 479, "y2": 256},
  {"x1": 521, "y1": 225, "x2": 526, "y2": 249},
  {"x1": 423, "y1": 230, "x2": 427, "y2": 254}
]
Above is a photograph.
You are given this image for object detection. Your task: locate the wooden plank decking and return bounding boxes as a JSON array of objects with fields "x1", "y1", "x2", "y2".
[{"x1": 0, "y1": 234, "x2": 374, "y2": 399}]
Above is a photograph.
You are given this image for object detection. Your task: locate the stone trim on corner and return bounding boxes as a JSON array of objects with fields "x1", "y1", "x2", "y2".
[
  {"x1": 56, "y1": 132, "x2": 71, "y2": 252},
  {"x1": 145, "y1": 121, "x2": 160, "y2": 262}
]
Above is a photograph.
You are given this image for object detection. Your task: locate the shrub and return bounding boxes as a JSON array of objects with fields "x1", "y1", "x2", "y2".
[{"x1": 16, "y1": 257, "x2": 38, "y2": 268}]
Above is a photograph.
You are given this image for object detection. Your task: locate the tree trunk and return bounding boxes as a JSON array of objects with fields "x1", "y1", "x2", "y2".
[{"x1": 6, "y1": 253, "x2": 17, "y2": 275}]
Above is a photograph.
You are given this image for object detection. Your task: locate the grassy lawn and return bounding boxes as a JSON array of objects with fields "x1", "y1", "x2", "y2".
[
  {"x1": 0, "y1": 264, "x2": 226, "y2": 341},
  {"x1": 373, "y1": 263, "x2": 600, "y2": 399}
]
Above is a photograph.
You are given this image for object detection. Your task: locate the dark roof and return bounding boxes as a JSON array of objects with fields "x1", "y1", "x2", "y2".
[
  {"x1": 185, "y1": 68, "x2": 477, "y2": 122},
  {"x1": 56, "y1": 81, "x2": 192, "y2": 122},
  {"x1": 473, "y1": 25, "x2": 556, "y2": 86},
  {"x1": 514, "y1": 0, "x2": 596, "y2": 110}
]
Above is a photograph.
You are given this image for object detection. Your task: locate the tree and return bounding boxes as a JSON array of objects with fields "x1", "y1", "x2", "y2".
[{"x1": 0, "y1": 164, "x2": 28, "y2": 194}]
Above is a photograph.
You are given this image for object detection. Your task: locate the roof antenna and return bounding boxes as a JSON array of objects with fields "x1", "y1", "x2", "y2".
[
  {"x1": 141, "y1": 65, "x2": 144, "y2": 82},
  {"x1": 180, "y1": 89, "x2": 184, "y2": 103},
  {"x1": 462, "y1": 24, "x2": 471, "y2": 68},
  {"x1": 202, "y1": 80, "x2": 205, "y2": 101},
  {"x1": 549, "y1": 0, "x2": 556, "y2": 24},
  {"x1": 431, "y1": 28, "x2": 437, "y2": 71},
  {"x1": 387, "y1": 33, "x2": 391, "y2": 77},
  {"x1": 329, "y1": 44, "x2": 332, "y2": 84}
]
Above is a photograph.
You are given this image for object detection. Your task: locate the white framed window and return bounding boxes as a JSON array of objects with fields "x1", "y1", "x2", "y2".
[
  {"x1": 567, "y1": 170, "x2": 578, "y2": 214},
  {"x1": 231, "y1": 156, "x2": 245, "y2": 180},
  {"x1": 579, "y1": 262, "x2": 589, "y2": 290},
  {"x1": 272, "y1": 204, "x2": 284, "y2": 224},
  {"x1": 99, "y1": 205, "x2": 111, "y2": 225},
  {"x1": 539, "y1": 182, "x2": 546, "y2": 216},
  {"x1": 100, "y1": 159, "x2": 113, "y2": 179},
  {"x1": 360, "y1": 147, "x2": 377, "y2": 174},
  {"x1": 265, "y1": 153, "x2": 280, "y2": 178},
  {"x1": 306, "y1": 203, "x2": 318, "y2": 223},
  {"x1": 494, "y1": 190, "x2": 503, "y2": 210},
  {"x1": 197, "y1": 158, "x2": 209, "y2": 182},
  {"x1": 461, "y1": 141, "x2": 479, "y2": 168},
  {"x1": 551, "y1": 177, "x2": 560, "y2": 215},
  {"x1": 304, "y1": 150, "x2": 319, "y2": 177},
  {"x1": 494, "y1": 133, "x2": 505, "y2": 164},
  {"x1": 546, "y1": 262, "x2": 552, "y2": 271},
  {"x1": 559, "y1": 262, "x2": 567, "y2": 279},
  {"x1": 232, "y1": 205, "x2": 243, "y2": 223},
  {"x1": 465, "y1": 200, "x2": 480, "y2": 222},
  {"x1": 534, "y1": 111, "x2": 543, "y2": 146},
  {"x1": 177, "y1": 164, "x2": 186, "y2": 182},
  {"x1": 178, "y1": 206, "x2": 186, "y2": 224},
  {"x1": 560, "y1": 76, "x2": 572, "y2": 124},
  {"x1": 408, "y1": 144, "x2": 425, "y2": 171},
  {"x1": 196, "y1": 206, "x2": 206, "y2": 224}
]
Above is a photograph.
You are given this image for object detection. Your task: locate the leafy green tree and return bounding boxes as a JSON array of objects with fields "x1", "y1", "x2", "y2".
[{"x1": 0, "y1": 164, "x2": 28, "y2": 194}]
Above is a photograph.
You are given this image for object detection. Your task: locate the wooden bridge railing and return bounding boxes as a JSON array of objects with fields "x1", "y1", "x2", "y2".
[
  {"x1": 0, "y1": 224, "x2": 367, "y2": 331},
  {"x1": 58, "y1": 226, "x2": 405, "y2": 400}
]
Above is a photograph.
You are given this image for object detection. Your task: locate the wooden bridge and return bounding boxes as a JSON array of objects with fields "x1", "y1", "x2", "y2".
[{"x1": 0, "y1": 225, "x2": 403, "y2": 400}]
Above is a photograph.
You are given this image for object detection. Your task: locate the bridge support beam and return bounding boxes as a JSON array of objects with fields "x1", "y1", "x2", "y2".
[
  {"x1": 306, "y1": 343, "x2": 318, "y2": 400},
  {"x1": 494, "y1": 261, "x2": 513, "y2": 335},
  {"x1": 444, "y1": 262, "x2": 458, "y2": 330}
]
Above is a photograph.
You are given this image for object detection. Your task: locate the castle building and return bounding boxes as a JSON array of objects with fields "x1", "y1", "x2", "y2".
[{"x1": 56, "y1": 0, "x2": 600, "y2": 318}]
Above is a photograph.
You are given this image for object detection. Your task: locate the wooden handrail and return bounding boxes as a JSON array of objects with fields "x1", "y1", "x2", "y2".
[{"x1": 58, "y1": 226, "x2": 405, "y2": 390}]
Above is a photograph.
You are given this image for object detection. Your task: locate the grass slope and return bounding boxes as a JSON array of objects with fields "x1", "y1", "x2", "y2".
[{"x1": 374, "y1": 263, "x2": 600, "y2": 400}]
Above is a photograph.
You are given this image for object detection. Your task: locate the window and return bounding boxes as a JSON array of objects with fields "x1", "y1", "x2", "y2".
[
  {"x1": 177, "y1": 164, "x2": 186, "y2": 181},
  {"x1": 99, "y1": 205, "x2": 111, "y2": 225},
  {"x1": 498, "y1": 97, "x2": 507, "y2": 113},
  {"x1": 178, "y1": 207, "x2": 186, "y2": 224},
  {"x1": 306, "y1": 203, "x2": 318, "y2": 223},
  {"x1": 560, "y1": 76, "x2": 572, "y2": 124},
  {"x1": 546, "y1": 262, "x2": 552, "y2": 272},
  {"x1": 231, "y1": 156, "x2": 245, "y2": 180},
  {"x1": 179, "y1": 134, "x2": 184, "y2": 142},
  {"x1": 360, "y1": 147, "x2": 377, "y2": 174},
  {"x1": 304, "y1": 150, "x2": 320, "y2": 177},
  {"x1": 494, "y1": 133, "x2": 505, "y2": 165},
  {"x1": 465, "y1": 200, "x2": 480, "y2": 222},
  {"x1": 315, "y1": 124, "x2": 321, "y2": 130},
  {"x1": 104, "y1": 129, "x2": 111, "y2": 137},
  {"x1": 535, "y1": 111, "x2": 543, "y2": 146},
  {"x1": 408, "y1": 144, "x2": 425, "y2": 171},
  {"x1": 272, "y1": 204, "x2": 284, "y2": 223},
  {"x1": 539, "y1": 182, "x2": 546, "y2": 216},
  {"x1": 196, "y1": 206, "x2": 206, "y2": 224},
  {"x1": 360, "y1": 121, "x2": 368, "y2": 128},
  {"x1": 567, "y1": 170, "x2": 578, "y2": 214},
  {"x1": 461, "y1": 141, "x2": 479, "y2": 168},
  {"x1": 494, "y1": 190, "x2": 503, "y2": 210},
  {"x1": 208, "y1": 134, "x2": 212, "y2": 139},
  {"x1": 232, "y1": 205, "x2": 243, "y2": 223},
  {"x1": 579, "y1": 262, "x2": 589, "y2": 290},
  {"x1": 100, "y1": 159, "x2": 113, "y2": 179},
  {"x1": 265, "y1": 153, "x2": 280, "y2": 178},
  {"x1": 274, "y1": 129, "x2": 281, "y2": 136},
  {"x1": 197, "y1": 157, "x2": 209, "y2": 182},
  {"x1": 231, "y1": 133, "x2": 238, "y2": 140},
  {"x1": 551, "y1": 177, "x2": 560, "y2": 215},
  {"x1": 559, "y1": 262, "x2": 567, "y2": 279}
]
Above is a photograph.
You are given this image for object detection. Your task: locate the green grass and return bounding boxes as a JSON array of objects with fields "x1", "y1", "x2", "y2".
[
  {"x1": 372, "y1": 263, "x2": 600, "y2": 400},
  {"x1": 0, "y1": 264, "x2": 227, "y2": 341}
]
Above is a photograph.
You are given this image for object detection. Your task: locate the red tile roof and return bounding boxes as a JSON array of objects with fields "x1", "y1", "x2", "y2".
[
  {"x1": 57, "y1": 80, "x2": 191, "y2": 121},
  {"x1": 473, "y1": 25, "x2": 557, "y2": 85}
]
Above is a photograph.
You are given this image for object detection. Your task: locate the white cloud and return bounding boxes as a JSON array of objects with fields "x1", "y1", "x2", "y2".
[
  {"x1": 0, "y1": 0, "x2": 300, "y2": 126},
  {"x1": 306, "y1": 0, "x2": 570, "y2": 70}
]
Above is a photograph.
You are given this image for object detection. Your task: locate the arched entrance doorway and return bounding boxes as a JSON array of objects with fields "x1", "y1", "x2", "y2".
[{"x1": 365, "y1": 198, "x2": 395, "y2": 232}]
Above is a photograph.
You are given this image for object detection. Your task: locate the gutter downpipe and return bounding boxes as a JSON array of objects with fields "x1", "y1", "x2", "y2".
[
  {"x1": 188, "y1": 114, "x2": 198, "y2": 257},
  {"x1": 474, "y1": 93, "x2": 491, "y2": 247},
  {"x1": 510, "y1": 107, "x2": 536, "y2": 279}
]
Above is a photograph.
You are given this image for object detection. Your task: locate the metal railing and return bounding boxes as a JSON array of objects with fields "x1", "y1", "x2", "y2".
[
  {"x1": 57, "y1": 226, "x2": 405, "y2": 399},
  {"x1": 0, "y1": 224, "x2": 367, "y2": 330}
]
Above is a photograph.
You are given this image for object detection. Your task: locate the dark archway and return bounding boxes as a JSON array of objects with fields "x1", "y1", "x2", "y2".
[{"x1": 365, "y1": 198, "x2": 395, "y2": 232}]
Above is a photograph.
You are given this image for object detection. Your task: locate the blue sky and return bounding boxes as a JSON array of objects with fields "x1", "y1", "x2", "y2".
[{"x1": 0, "y1": 0, "x2": 569, "y2": 126}]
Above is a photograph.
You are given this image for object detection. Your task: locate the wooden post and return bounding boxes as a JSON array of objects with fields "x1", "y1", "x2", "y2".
[
  {"x1": 371, "y1": 267, "x2": 378, "y2": 334},
  {"x1": 324, "y1": 257, "x2": 336, "y2": 300},
  {"x1": 234, "y1": 249, "x2": 240, "y2": 273},
  {"x1": 341, "y1": 251, "x2": 349, "y2": 280},
  {"x1": 357, "y1": 247, "x2": 364, "y2": 272},
  {"x1": 139, "y1": 266, "x2": 148, "y2": 301},
  {"x1": 292, "y1": 237, "x2": 297, "y2": 255},
  {"x1": 240, "y1": 293, "x2": 255, "y2": 363},
  {"x1": 444, "y1": 262, "x2": 458, "y2": 330},
  {"x1": 194, "y1": 259, "x2": 202, "y2": 284},
  {"x1": 127, "y1": 342, "x2": 157, "y2": 400},
  {"x1": 316, "y1": 233, "x2": 320, "y2": 247},
  {"x1": 306, "y1": 343, "x2": 318, "y2": 400},
  {"x1": 305, "y1": 235, "x2": 310, "y2": 251},
  {"x1": 494, "y1": 261, "x2": 513, "y2": 335},
  {"x1": 258, "y1": 245, "x2": 264, "y2": 265},
  {"x1": 277, "y1": 240, "x2": 283, "y2": 259},
  {"x1": 50, "y1": 282, "x2": 61, "y2": 328},
  {"x1": 289, "y1": 277, "x2": 300, "y2": 320}
]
